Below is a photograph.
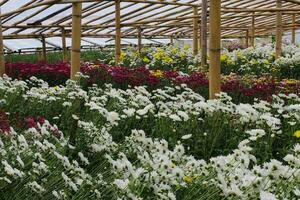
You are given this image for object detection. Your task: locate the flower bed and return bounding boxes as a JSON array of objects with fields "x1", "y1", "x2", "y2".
[
  {"x1": 5, "y1": 61, "x2": 300, "y2": 103},
  {"x1": 219, "y1": 44, "x2": 300, "y2": 79},
  {"x1": 0, "y1": 76, "x2": 299, "y2": 199},
  {"x1": 6, "y1": 61, "x2": 70, "y2": 85}
]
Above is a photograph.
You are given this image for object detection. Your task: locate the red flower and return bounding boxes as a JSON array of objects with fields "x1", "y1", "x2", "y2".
[
  {"x1": 24, "y1": 117, "x2": 36, "y2": 128},
  {"x1": 0, "y1": 110, "x2": 10, "y2": 134}
]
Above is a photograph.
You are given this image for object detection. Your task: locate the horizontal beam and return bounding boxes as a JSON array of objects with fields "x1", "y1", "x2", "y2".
[
  {"x1": 2, "y1": 32, "x2": 189, "y2": 39},
  {"x1": 223, "y1": 7, "x2": 300, "y2": 12},
  {"x1": 3, "y1": 23, "x2": 300, "y2": 31}
]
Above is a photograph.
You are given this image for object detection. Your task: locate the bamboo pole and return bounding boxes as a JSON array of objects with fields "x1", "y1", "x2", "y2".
[
  {"x1": 292, "y1": 14, "x2": 296, "y2": 44},
  {"x1": 223, "y1": 7, "x2": 300, "y2": 12},
  {"x1": 0, "y1": 8, "x2": 4, "y2": 76},
  {"x1": 170, "y1": 35, "x2": 174, "y2": 45},
  {"x1": 37, "y1": 48, "x2": 42, "y2": 61},
  {"x1": 245, "y1": 30, "x2": 249, "y2": 48},
  {"x1": 71, "y1": 2, "x2": 82, "y2": 80},
  {"x1": 201, "y1": 0, "x2": 208, "y2": 67},
  {"x1": 251, "y1": 13, "x2": 255, "y2": 47},
  {"x1": 61, "y1": 27, "x2": 68, "y2": 62},
  {"x1": 275, "y1": 0, "x2": 282, "y2": 59},
  {"x1": 137, "y1": 27, "x2": 142, "y2": 53},
  {"x1": 209, "y1": 0, "x2": 221, "y2": 99},
  {"x1": 198, "y1": 29, "x2": 201, "y2": 51},
  {"x1": 193, "y1": 6, "x2": 199, "y2": 56},
  {"x1": 115, "y1": 0, "x2": 121, "y2": 64},
  {"x1": 41, "y1": 35, "x2": 47, "y2": 61}
]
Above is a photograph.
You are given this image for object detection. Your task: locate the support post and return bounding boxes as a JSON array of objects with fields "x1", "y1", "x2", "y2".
[
  {"x1": 209, "y1": 0, "x2": 221, "y2": 99},
  {"x1": 245, "y1": 30, "x2": 249, "y2": 48},
  {"x1": 193, "y1": 6, "x2": 199, "y2": 56},
  {"x1": 115, "y1": 0, "x2": 121, "y2": 64},
  {"x1": 201, "y1": 0, "x2": 208, "y2": 67},
  {"x1": 292, "y1": 14, "x2": 296, "y2": 45},
  {"x1": 37, "y1": 48, "x2": 42, "y2": 61},
  {"x1": 71, "y1": 2, "x2": 82, "y2": 80},
  {"x1": 41, "y1": 36, "x2": 47, "y2": 61},
  {"x1": 137, "y1": 27, "x2": 142, "y2": 54},
  {"x1": 0, "y1": 8, "x2": 5, "y2": 76},
  {"x1": 61, "y1": 27, "x2": 68, "y2": 62},
  {"x1": 198, "y1": 29, "x2": 201, "y2": 51},
  {"x1": 251, "y1": 13, "x2": 255, "y2": 47},
  {"x1": 275, "y1": 0, "x2": 282, "y2": 59},
  {"x1": 170, "y1": 35, "x2": 174, "y2": 45}
]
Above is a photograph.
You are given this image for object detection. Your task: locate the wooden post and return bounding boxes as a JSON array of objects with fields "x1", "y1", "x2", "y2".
[
  {"x1": 115, "y1": 0, "x2": 121, "y2": 64},
  {"x1": 209, "y1": 0, "x2": 221, "y2": 99},
  {"x1": 37, "y1": 48, "x2": 42, "y2": 61},
  {"x1": 0, "y1": 8, "x2": 5, "y2": 76},
  {"x1": 193, "y1": 6, "x2": 199, "y2": 56},
  {"x1": 41, "y1": 36, "x2": 47, "y2": 61},
  {"x1": 201, "y1": 0, "x2": 208, "y2": 67},
  {"x1": 198, "y1": 29, "x2": 201, "y2": 51},
  {"x1": 71, "y1": 2, "x2": 82, "y2": 80},
  {"x1": 245, "y1": 30, "x2": 249, "y2": 48},
  {"x1": 170, "y1": 35, "x2": 174, "y2": 45},
  {"x1": 251, "y1": 13, "x2": 255, "y2": 47},
  {"x1": 292, "y1": 14, "x2": 296, "y2": 45},
  {"x1": 275, "y1": 0, "x2": 282, "y2": 59},
  {"x1": 137, "y1": 27, "x2": 142, "y2": 53},
  {"x1": 61, "y1": 27, "x2": 68, "y2": 62}
]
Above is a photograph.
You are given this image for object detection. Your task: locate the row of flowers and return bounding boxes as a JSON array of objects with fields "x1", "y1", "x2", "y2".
[
  {"x1": 219, "y1": 44, "x2": 300, "y2": 79},
  {"x1": 0, "y1": 76, "x2": 299, "y2": 199},
  {"x1": 83, "y1": 44, "x2": 300, "y2": 79},
  {"x1": 5, "y1": 61, "x2": 300, "y2": 102},
  {"x1": 98, "y1": 44, "x2": 300, "y2": 80},
  {"x1": 8, "y1": 44, "x2": 300, "y2": 80}
]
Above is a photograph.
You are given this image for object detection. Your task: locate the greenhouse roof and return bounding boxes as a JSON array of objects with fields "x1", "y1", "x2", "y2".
[{"x1": 1, "y1": 0, "x2": 300, "y2": 50}]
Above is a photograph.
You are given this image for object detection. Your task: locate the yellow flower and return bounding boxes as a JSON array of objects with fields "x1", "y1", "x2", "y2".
[
  {"x1": 120, "y1": 52, "x2": 126, "y2": 62},
  {"x1": 183, "y1": 176, "x2": 193, "y2": 184},
  {"x1": 143, "y1": 57, "x2": 150, "y2": 63},
  {"x1": 170, "y1": 47, "x2": 178, "y2": 54},
  {"x1": 153, "y1": 51, "x2": 163, "y2": 60},
  {"x1": 183, "y1": 44, "x2": 190, "y2": 50},
  {"x1": 162, "y1": 56, "x2": 173, "y2": 64},
  {"x1": 156, "y1": 47, "x2": 163, "y2": 52},
  {"x1": 294, "y1": 130, "x2": 300, "y2": 138},
  {"x1": 220, "y1": 54, "x2": 227, "y2": 62},
  {"x1": 150, "y1": 70, "x2": 164, "y2": 78},
  {"x1": 179, "y1": 52, "x2": 186, "y2": 59}
]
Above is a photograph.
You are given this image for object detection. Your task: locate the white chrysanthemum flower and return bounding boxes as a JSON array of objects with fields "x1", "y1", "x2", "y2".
[
  {"x1": 78, "y1": 152, "x2": 90, "y2": 165},
  {"x1": 260, "y1": 191, "x2": 277, "y2": 200},
  {"x1": 114, "y1": 179, "x2": 129, "y2": 190},
  {"x1": 169, "y1": 114, "x2": 181, "y2": 122}
]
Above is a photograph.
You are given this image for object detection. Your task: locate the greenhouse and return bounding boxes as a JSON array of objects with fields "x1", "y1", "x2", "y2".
[{"x1": 0, "y1": 0, "x2": 300, "y2": 199}]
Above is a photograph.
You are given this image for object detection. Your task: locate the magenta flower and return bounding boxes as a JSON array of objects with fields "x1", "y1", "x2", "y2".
[{"x1": 24, "y1": 117, "x2": 36, "y2": 128}]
